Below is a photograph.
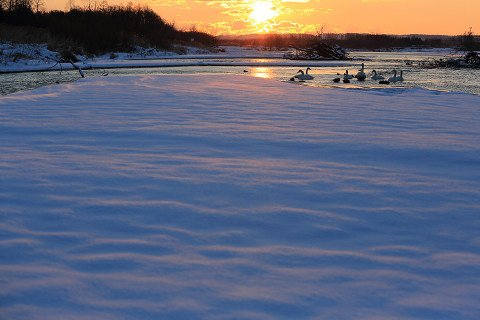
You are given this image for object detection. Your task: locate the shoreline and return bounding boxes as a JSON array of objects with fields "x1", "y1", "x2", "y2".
[
  {"x1": 0, "y1": 44, "x2": 458, "y2": 74},
  {"x1": 0, "y1": 59, "x2": 354, "y2": 74}
]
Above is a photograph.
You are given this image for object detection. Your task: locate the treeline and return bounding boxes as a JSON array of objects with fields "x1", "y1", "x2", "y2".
[
  {"x1": 220, "y1": 33, "x2": 479, "y2": 50},
  {"x1": 328, "y1": 33, "x2": 445, "y2": 49},
  {"x1": 220, "y1": 34, "x2": 314, "y2": 50},
  {"x1": 0, "y1": 2, "x2": 217, "y2": 55}
]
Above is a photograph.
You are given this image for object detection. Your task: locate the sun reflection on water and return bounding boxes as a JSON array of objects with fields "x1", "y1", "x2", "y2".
[{"x1": 251, "y1": 67, "x2": 273, "y2": 79}]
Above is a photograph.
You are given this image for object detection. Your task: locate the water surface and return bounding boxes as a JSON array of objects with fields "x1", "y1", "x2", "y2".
[{"x1": 1, "y1": 51, "x2": 479, "y2": 96}]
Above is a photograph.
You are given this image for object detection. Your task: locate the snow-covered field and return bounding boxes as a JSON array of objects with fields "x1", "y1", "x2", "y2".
[{"x1": 1, "y1": 75, "x2": 480, "y2": 319}]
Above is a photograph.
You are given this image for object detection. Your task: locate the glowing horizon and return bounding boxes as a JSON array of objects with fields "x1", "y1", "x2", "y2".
[{"x1": 43, "y1": 0, "x2": 480, "y2": 36}]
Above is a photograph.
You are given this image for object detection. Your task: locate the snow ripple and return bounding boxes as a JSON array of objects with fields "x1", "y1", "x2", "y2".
[{"x1": 1, "y1": 75, "x2": 480, "y2": 319}]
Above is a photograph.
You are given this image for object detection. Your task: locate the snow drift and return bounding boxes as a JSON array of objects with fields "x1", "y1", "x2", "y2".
[{"x1": 1, "y1": 75, "x2": 479, "y2": 319}]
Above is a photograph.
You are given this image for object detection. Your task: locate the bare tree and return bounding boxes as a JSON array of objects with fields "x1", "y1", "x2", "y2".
[
  {"x1": 32, "y1": 0, "x2": 44, "y2": 12},
  {"x1": 80, "y1": 0, "x2": 90, "y2": 10},
  {"x1": 461, "y1": 27, "x2": 478, "y2": 51},
  {"x1": 98, "y1": 0, "x2": 108, "y2": 10},
  {"x1": 315, "y1": 25, "x2": 325, "y2": 40},
  {"x1": 65, "y1": 0, "x2": 75, "y2": 10}
]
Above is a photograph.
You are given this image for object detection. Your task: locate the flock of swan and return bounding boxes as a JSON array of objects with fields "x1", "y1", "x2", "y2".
[{"x1": 289, "y1": 63, "x2": 405, "y2": 85}]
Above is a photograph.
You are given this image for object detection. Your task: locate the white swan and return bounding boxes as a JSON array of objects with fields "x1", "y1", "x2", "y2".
[
  {"x1": 355, "y1": 63, "x2": 367, "y2": 81},
  {"x1": 294, "y1": 69, "x2": 304, "y2": 78},
  {"x1": 304, "y1": 67, "x2": 315, "y2": 80},
  {"x1": 343, "y1": 70, "x2": 353, "y2": 80},
  {"x1": 295, "y1": 67, "x2": 314, "y2": 80},
  {"x1": 294, "y1": 70, "x2": 306, "y2": 80},
  {"x1": 371, "y1": 70, "x2": 384, "y2": 80},
  {"x1": 388, "y1": 70, "x2": 398, "y2": 83}
]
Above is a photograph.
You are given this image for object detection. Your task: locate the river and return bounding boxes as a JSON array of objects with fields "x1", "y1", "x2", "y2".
[{"x1": 1, "y1": 50, "x2": 479, "y2": 96}]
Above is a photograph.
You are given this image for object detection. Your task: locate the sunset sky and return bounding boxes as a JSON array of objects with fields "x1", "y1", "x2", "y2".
[{"x1": 45, "y1": 0, "x2": 480, "y2": 36}]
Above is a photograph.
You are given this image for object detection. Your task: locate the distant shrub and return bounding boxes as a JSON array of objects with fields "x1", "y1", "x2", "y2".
[
  {"x1": 173, "y1": 46, "x2": 187, "y2": 55},
  {"x1": 12, "y1": 52, "x2": 29, "y2": 61},
  {"x1": 423, "y1": 51, "x2": 480, "y2": 69},
  {"x1": 285, "y1": 38, "x2": 348, "y2": 60},
  {"x1": 460, "y1": 28, "x2": 480, "y2": 51},
  {"x1": 465, "y1": 51, "x2": 480, "y2": 65}
]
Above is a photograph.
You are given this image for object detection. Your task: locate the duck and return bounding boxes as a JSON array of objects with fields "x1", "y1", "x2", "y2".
[
  {"x1": 379, "y1": 80, "x2": 390, "y2": 85},
  {"x1": 371, "y1": 70, "x2": 384, "y2": 81},
  {"x1": 343, "y1": 79, "x2": 351, "y2": 83},
  {"x1": 343, "y1": 70, "x2": 353, "y2": 80},
  {"x1": 333, "y1": 77, "x2": 341, "y2": 83},
  {"x1": 388, "y1": 70, "x2": 398, "y2": 83},
  {"x1": 295, "y1": 67, "x2": 314, "y2": 80},
  {"x1": 355, "y1": 63, "x2": 367, "y2": 81}
]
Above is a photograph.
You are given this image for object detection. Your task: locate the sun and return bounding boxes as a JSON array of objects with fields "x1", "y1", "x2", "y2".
[{"x1": 249, "y1": 0, "x2": 278, "y2": 25}]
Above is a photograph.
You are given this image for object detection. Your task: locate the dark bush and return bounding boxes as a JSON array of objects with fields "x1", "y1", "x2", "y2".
[{"x1": 59, "y1": 49, "x2": 78, "y2": 62}]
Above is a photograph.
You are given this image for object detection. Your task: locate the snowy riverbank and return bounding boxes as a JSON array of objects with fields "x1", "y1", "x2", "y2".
[
  {"x1": 1, "y1": 43, "x2": 457, "y2": 74},
  {"x1": 15, "y1": 43, "x2": 460, "y2": 75},
  {"x1": 1, "y1": 75, "x2": 480, "y2": 319},
  {"x1": 0, "y1": 44, "x2": 306, "y2": 73}
]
